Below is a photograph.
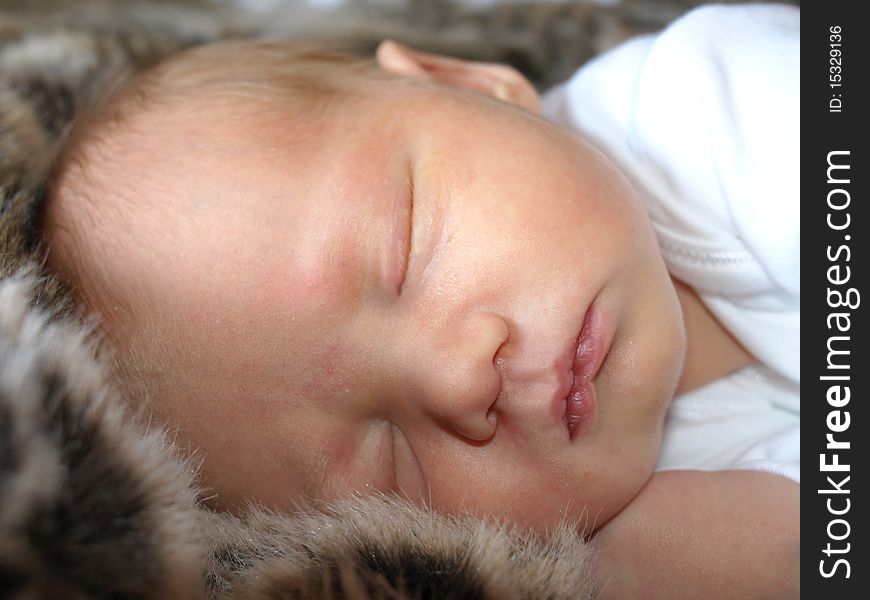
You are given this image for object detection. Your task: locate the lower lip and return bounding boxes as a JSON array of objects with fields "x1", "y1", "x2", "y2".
[{"x1": 563, "y1": 303, "x2": 609, "y2": 440}]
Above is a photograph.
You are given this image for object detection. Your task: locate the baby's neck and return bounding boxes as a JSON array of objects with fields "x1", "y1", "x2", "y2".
[{"x1": 672, "y1": 279, "x2": 755, "y2": 395}]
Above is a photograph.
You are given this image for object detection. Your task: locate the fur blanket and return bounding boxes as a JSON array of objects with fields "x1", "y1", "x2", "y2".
[{"x1": 0, "y1": 0, "x2": 792, "y2": 596}]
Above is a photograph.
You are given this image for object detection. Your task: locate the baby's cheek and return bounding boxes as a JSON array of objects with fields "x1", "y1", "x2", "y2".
[{"x1": 299, "y1": 342, "x2": 353, "y2": 400}]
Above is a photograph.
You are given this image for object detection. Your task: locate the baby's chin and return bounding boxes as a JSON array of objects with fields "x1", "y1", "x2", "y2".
[{"x1": 486, "y1": 472, "x2": 657, "y2": 535}]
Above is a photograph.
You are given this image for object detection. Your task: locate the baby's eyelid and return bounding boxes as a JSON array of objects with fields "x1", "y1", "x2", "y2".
[
  {"x1": 383, "y1": 422, "x2": 399, "y2": 492},
  {"x1": 397, "y1": 168, "x2": 415, "y2": 296}
]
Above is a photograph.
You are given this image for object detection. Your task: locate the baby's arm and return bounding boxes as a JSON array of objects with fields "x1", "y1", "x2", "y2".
[{"x1": 591, "y1": 470, "x2": 799, "y2": 600}]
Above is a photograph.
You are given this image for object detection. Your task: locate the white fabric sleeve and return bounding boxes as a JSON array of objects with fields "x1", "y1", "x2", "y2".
[{"x1": 656, "y1": 365, "x2": 799, "y2": 485}]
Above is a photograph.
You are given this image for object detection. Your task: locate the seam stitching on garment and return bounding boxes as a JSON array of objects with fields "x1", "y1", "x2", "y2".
[{"x1": 658, "y1": 237, "x2": 752, "y2": 266}]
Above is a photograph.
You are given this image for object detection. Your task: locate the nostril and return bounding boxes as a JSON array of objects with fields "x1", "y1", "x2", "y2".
[
  {"x1": 486, "y1": 405, "x2": 499, "y2": 429},
  {"x1": 482, "y1": 314, "x2": 508, "y2": 436},
  {"x1": 461, "y1": 413, "x2": 497, "y2": 442}
]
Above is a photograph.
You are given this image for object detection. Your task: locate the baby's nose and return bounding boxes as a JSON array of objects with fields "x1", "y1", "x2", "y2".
[{"x1": 414, "y1": 311, "x2": 508, "y2": 441}]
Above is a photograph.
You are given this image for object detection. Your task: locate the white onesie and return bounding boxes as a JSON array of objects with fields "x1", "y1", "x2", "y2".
[{"x1": 541, "y1": 3, "x2": 800, "y2": 484}]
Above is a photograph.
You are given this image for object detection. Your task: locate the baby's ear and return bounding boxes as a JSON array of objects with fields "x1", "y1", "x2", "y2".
[{"x1": 375, "y1": 39, "x2": 541, "y2": 114}]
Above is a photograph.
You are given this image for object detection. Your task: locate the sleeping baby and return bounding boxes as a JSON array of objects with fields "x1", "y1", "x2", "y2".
[{"x1": 39, "y1": 4, "x2": 799, "y2": 598}]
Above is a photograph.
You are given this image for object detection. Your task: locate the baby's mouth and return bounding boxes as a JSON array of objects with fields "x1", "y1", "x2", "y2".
[{"x1": 557, "y1": 300, "x2": 611, "y2": 440}]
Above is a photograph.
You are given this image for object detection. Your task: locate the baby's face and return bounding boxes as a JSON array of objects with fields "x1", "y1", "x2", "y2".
[{"x1": 69, "y1": 76, "x2": 685, "y2": 531}]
